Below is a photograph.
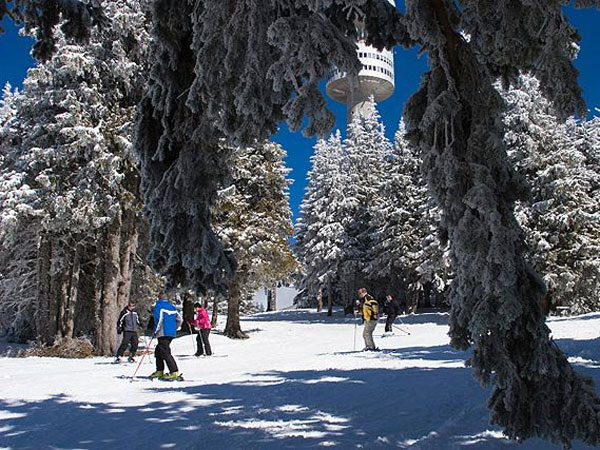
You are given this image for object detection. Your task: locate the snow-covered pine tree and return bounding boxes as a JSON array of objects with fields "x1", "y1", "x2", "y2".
[
  {"x1": 0, "y1": 0, "x2": 153, "y2": 353},
  {"x1": 133, "y1": 0, "x2": 600, "y2": 445},
  {"x1": 213, "y1": 141, "x2": 297, "y2": 338},
  {"x1": 295, "y1": 131, "x2": 348, "y2": 314},
  {"x1": 0, "y1": 88, "x2": 38, "y2": 339},
  {"x1": 415, "y1": 206, "x2": 452, "y2": 308},
  {"x1": 565, "y1": 112, "x2": 600, "y2": 313},
  {"x1": 338, "y1": 102, "x2": 390, "y2": 303},
  {"x1": 402, "y1": 2, "x2": 600, "y2": 446},
  {"x1": 368, "y1": 119, "x2": 451, "y2": 308},
  {"x1": 0, "y1": 84, "x2": 18, "y2": 125},
  {"x1": 501, "y1": 74, "x2": 600, "y2": 315},
  {"x1": 368, "y1": 119, "x2": 424, "y2": 298}
]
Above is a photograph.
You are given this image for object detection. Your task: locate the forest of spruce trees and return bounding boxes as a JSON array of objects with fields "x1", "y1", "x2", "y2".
[{"x1": 1, "y1": 0, "x2": 600, "y2": 447}]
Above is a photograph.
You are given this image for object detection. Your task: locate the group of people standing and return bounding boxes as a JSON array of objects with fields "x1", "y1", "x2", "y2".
[
  {"x1": 114, "y1": 287, "x2": 402, "y2": 375},
  {"x1": 353, "y1": 288, "x2": 404, "y2": 351},
  {"x1": 114, "y1": 293, "x2": 213, "y2": 381}
]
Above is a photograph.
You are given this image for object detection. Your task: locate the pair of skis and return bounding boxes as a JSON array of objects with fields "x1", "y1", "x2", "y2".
[{"x1": 117, "y1": 374, "x2": 187, "y2": 382}]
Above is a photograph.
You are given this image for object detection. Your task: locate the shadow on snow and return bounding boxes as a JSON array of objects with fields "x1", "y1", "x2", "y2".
[
  {"x1": 2, "y1": 344, "x2": 598, "y2": 449},
  {"x1": 1, "y1": 311, "x2": 599, "y2": 450}
]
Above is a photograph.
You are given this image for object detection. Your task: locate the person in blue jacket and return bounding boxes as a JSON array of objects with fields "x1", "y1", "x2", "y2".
[{"x1": 150, "y1": 292, "x2": 183, "y2": 380}]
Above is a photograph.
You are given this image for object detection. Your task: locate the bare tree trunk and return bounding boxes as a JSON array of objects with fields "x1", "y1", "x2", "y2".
[
  {"x1": 266, "y1": 284, "x2": 277, "y2": 312},
  {"x1": 271, "y1": 284, "x2": 277, "y2": 311},
  {"x1": 93, "y1": 238, "x2": 105, "y2": 351},
  {"x1": 55, "y1": 271, "x2": 69, "y2": 338},
  {"x1": 62, "y1": 242, "x2": 82, "y2": 338},
  {"x1": 48, "y1": 237, "x2": 67, "y2": 341},
  {"x1": 316, "y1": 287, "x2": 323, "y2": 312},
  {"x1": 96, "y1": 213, "x2": 122, "y2": 356},
  {"x1": 211, "y1": 296, "x2": 219, "y2": 328},
  {"x1": 327, "y1": 278, "x2": 333, "y2": 317},
  {"x1": 182, "y1": 291, "x2": 195, "y2": 332},
  {"x1": 116, "y1": 210, "x2": 139, "y2": 311},
  {"x1": 36, "y1": 236, "x2": 52, "y2": 344},
  {"x1": 225, "y1": 272, "x2": 248, "y2": 339}
]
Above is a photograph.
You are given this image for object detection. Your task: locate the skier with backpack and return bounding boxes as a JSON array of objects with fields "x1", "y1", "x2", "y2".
[
  {"x1": 115, "y1": 301, "x2": 140, "y2": 363},
  {"x1": 356, "y1": 287, "x2": 379, "y2": 351},
  {"x1": 150, "y1": 292, "x2": 183, "y2": 381}
]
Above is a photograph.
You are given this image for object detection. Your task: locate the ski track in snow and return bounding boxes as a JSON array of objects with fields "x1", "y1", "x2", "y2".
[{"x1": 1, "y1": 310, "x2": 599, "y2": 449}]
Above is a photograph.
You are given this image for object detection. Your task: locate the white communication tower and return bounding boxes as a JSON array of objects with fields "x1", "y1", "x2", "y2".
[{"x1": 325, "y1": 0, "x2": 396, "y2": 121}]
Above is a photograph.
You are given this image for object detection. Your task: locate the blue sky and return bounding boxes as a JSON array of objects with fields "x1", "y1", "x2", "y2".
[{"x1": 1, "y1": 5, "x2": 599, "y2": 224}]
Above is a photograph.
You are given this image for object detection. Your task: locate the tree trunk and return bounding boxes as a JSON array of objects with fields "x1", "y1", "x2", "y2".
[
  {"x1": 116, "y1": 210, "x2": 139, "y2": 311},
  {"x1": 316, "y1": 287, "x2": 323, "y2": 312},
  {"x1": 266, "y1": 284, "x2": 277, "y2": 312},
  {"x1": 36, "y1": 236, "x2": 52, "y2": 344},
  {"x1": 93, "y1": 238, "x2": 105, "y2": 350},
  {"x1": 211, "y1": 296, "x2": 219, "y2": 328},
  {"x1": 96, "y1": 213, "x2": 122, "y2": 356},
  {"x1": 62, "y1": 242, "x2": 82, "y2": 338},
  {"x1": 224, "y1": 272, "x2": 248, "y2": 339},
  {"x1": 327, "y1": 278, "x2": 333, "y2": 316},
  {"x1": 271, "y1": 285, "x2": 277, "y2": 311},
  {"x1": 48, "y1": 237, "x2": 67, "y2": 342},
  {"x1": 182, "y1": 291, "x2": 195, "y2": 332}
]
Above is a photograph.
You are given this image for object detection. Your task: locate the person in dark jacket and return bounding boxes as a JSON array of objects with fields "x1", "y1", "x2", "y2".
[
  {"x1": 150, "y1": 292, "x2": 183, "y2": 380},
  {"x1": 115, "y1": 301, "x2": 140, "y2": 363},
  {"x1": 383, "y1": 294, "x2": 401, "y2": 335}
]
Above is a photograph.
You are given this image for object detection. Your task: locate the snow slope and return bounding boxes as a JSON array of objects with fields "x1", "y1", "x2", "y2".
[{"x1": 1, "y1": 310, "x2": 599, "y2": 449}]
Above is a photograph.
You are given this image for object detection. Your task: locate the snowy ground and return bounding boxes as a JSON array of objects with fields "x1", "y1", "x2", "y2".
[{"x1": 1, "y1": 310, "x2": 600, "y2": 450}]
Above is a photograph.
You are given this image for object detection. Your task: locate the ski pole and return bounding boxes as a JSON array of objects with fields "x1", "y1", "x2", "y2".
[
  {"x1": 392, "y1": 323, "x2": 411, "y2": 335},
  {"x1": 143, "y1": 335, "x2": 153, "y2": 364},
  {"x1": 188, "y1": 322, "x2": 196, "y2": 355},
  {"x1": 131, "y1": 334, "x2": 155, "y2": 382}
]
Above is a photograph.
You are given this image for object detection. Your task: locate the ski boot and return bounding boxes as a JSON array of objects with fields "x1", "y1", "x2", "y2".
[
  {"x1": 160, "y1": 371, "x2": 182, "y2": 381},
  {"x1": 114, "y1": 356, "x2": 122, "y2": 363},
  {"x1": 149, "y1": 370, "x2": 164, "y2": 379},
  {"x1": 128, "y1": 356, "x2": 136, "y2": 363}
]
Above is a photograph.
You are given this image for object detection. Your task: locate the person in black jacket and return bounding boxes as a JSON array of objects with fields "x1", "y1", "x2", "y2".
[
  {"x1": 383, "y1": 294, "x2": 401, "y2": 335},
  {"x1": 115, "y1": 301, "x2": 140, "y2": 363}
]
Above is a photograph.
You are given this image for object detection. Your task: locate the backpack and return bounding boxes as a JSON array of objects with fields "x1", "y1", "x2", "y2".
[{"x1": 364, "y1": 298, "x2": 379, "y2": 321}]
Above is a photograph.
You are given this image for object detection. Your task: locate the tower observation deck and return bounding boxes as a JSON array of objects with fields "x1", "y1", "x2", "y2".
[{"x1": 325, "y1": 0, "x2": 396, "y2": 121}]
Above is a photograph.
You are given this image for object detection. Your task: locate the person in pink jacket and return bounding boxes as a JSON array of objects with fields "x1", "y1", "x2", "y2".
[{"x1": 189, "y1": 303, "x2": 212, "y2": 356}]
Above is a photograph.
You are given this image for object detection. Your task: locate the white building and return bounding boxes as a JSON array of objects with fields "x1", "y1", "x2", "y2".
[{"x1": 325, "y1": 0, "x2": 396, "y2": 121}]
